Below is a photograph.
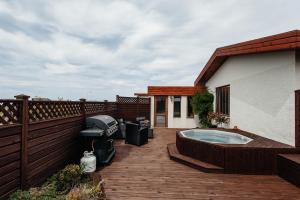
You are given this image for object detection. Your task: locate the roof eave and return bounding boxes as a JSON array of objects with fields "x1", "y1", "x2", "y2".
[{"x1": 194, "y1": 30, "x2": 300, "y2": 86}]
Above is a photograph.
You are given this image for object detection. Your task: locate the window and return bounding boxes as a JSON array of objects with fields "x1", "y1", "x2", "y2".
[
  {"x1": 216, "y1": 85, "x2": 230, "y2": 115},
  {"x1": 173, "y1": 96, "x2": 181, "y2": 117},
  {"x1": 156, "y1": 96, "x2": 166, "y2": 113},
  {"x1": 187, "y1": 96, "x2": 194, "y2": 118}
]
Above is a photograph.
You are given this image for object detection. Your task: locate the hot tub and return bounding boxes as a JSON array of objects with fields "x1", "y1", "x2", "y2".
[
  {"x1": 180, "y1": 129, "x2": 252, "y2": 144},
  {"x1": 175, "y1": 129, "x2": 300, "y2": 174}
]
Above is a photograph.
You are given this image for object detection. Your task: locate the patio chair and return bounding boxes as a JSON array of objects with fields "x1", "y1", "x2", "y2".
[
  {"x1": 125, "y1": 122, "x2": 148, "y2": 146},
  {"x1": 135, "y1": 116, "x2": 154, "y2": 138}
]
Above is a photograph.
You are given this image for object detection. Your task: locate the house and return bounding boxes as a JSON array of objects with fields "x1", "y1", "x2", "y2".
[
  {"x1": 136, "y1": 86, "x2": 204, "y2": 128},
  {"x1": 136, "y1": 30, "x2": 300, "y2": 147}
]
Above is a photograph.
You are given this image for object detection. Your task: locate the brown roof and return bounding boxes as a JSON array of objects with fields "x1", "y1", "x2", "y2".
[
  {"x1": 194, "y1": 30, "x2": 300, "y2": 85},
  {"x1": 146, "y1": 86, "x2": 202, "y2": 96}
]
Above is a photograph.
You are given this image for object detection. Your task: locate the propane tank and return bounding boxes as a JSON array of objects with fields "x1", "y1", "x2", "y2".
[{"x1": 80, "y1": 151, "x2": 96, "y2": 173}]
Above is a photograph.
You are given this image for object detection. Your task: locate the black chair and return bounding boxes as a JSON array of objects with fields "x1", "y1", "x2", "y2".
[
  {"x1": 125, "y1": 122, "x2": 148, "y2": 146},
  {"x1": 135, "y1": 117, "x2": 153, "y2": 139}
]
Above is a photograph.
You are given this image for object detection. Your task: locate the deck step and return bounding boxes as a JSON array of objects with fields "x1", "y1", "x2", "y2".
[
  {"x1": 167, "y1": 143, "x2": 224, "y2": 173},
  {"x1": 277, "y1": 154, "x2": 300, "y2": 187}
]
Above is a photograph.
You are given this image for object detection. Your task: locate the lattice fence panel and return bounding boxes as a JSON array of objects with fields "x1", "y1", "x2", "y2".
[
  {"x1": 106, "y1": 102, "x2": 117, "y2": 111},
  {"x1": 138, "y1": 97, "x2": 150, "y2": 104},
  {"x1": 117, "y1": 96, "x2": 150, "y2": 104},
  {"x1": 85, "y1": 102, "x2": 105, "y2": 114},
  {"x1": 85, "y1": 102, "x2": 117, "y2": 116},
  {"x1": 28, "y1": 101, "x2": 82, "y2": 123},
  {"x1": 0, "y1": 100, "x2": 22, "y2": 126}
]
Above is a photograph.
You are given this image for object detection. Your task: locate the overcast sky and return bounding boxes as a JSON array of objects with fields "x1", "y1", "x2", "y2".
[{"x1": 0, "y1": 0, "x2": 300, "y2": 100}]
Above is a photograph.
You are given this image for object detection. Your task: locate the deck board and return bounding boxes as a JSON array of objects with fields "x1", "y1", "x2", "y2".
[{"x1": 99, "y1": 128, "x2": 300, "y2": 200}]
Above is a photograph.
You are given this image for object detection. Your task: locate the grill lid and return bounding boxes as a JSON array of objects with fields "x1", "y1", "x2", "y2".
[{"x1": 86, "y1": 115, "x2": 117, "y2": 129}]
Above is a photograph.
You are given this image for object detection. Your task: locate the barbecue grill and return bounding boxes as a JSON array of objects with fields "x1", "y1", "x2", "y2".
[{"x1": 80, "y1": 115, "x2": 118, "y2": 164}]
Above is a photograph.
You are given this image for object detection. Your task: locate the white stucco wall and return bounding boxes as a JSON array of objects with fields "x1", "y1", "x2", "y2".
[
  {"x1": 167, "y1": 96, "x2": 198, "y2": 128},
  {"x1": 150, "y1": 96, "x2": 155, "y2": 127},
  {"x1": 296, "y1": 51, "x2": 300, "y2": 90},
  {"x1": 149, "y1": 95, "x2": 198, "y2": 128},
  {"x1": 206, "y1": 50, "x2": 296, "y2": 146}
]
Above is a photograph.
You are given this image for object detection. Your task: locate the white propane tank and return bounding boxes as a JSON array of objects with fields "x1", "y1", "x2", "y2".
[{"x1": 80, "y1": 151, "x2": 96, "y2": 173}]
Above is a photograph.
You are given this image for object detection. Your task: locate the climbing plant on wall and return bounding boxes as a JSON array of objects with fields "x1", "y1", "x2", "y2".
[{"x1": 192, "y1": 91, "x2": 214, "y2": 128}]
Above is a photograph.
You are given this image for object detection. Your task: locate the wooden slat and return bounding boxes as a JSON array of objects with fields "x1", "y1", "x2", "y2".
[
  {"x1": 28, "y1": 124, "x2": 81, "y2": 147},
  {"x1": 0, "y1": 125, "x2": 22, "y2": 137},
  {"x1": 29, "y1": 119, "x2": 82, "y2": 139},
  {"x1": 0, "y1": 152, "x2": 20, "y2": 168},
  {"x1": 29, "y1": 115, "x2": 83, "y2": 131},
  {"x1": 0, "y1": 178, "x2": 20, "y2": 200},
  {"x1": 0, "y1": 169, "x2": 20, "y2": 186},
  {"x1": 0, "y1": 161, "x2": 20, "y2": 177},
  {"x1": 28, "y1": 126, "x2": 80, "y2": 157},
  {"x1": 0, "y1": 143, "x2": 20, "y2": 157},
  {"x1": 27, "y1": 143, "x2": 78, "y2": 182},
  {"x1": 0, "y1": 134, "x2": 20, "y2": 148}
]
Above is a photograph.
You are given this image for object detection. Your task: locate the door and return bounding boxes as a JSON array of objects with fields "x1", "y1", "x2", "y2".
[{"x1": 154, "y1": 96, "x2": 168, "y2": 127}]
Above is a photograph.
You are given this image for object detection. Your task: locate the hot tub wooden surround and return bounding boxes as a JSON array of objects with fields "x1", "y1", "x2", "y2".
[
  {"x1": 169, "y1": 128, "x2": 300, "y2": 175},
  {"x1": 277, "y1": 154, "x2": 300, "y2": 187}
]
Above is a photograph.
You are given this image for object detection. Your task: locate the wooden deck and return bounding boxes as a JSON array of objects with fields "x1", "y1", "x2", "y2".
[{"x1": 99, "y1": 128, "x2": 300, "y2": 200}]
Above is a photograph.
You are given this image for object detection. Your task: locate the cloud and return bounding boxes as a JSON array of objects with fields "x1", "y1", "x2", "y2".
[
  {"x1": 44, "y1": 63, "x2": 82, "y2": 75},
  {"x1": 0, "y1": 0, "x2": 300, "y2": 100}
]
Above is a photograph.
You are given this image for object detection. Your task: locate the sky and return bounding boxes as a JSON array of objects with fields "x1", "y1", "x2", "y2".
[{"x1": 0, "y1": 0, "x2": 300, "y2": 101}]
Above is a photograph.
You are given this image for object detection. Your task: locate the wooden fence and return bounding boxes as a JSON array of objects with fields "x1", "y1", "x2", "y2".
[
  {"x1": 116, "y1": 95, "x2": 150, "y2": 121},
  {"x1": 0, "y1": 95, "x2": 150, "y2": 199}
]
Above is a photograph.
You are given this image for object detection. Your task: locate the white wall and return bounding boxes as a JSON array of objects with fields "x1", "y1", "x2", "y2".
[
  {"x1": 167, "y1": 96, "x2": 199, "y2": 128},
  {"x1": 206, "y1": 50, "x2": 296, "y2": 146},
  {"x1": 150, "y1": 96, "x2": 155, "y2": 127},
  {"x1": 149, "y1": 95, "x2": 198, "y2": 128},
  {"x1": 296, "y1": 51, "x2": 300, "y2": 90}
]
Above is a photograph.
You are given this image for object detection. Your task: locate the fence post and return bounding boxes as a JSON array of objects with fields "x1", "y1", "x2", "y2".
[
  {"x1": 116, "y1": 95, "x2": 119, "y2": 119},
  {"x1": 15, "y1": 94, "x2": 30, "y2": 189},
  {"x1": 80, "y1": 98, "x2": 86, "y2": 128},
  {"x1": 137, "y1": 96, "x2": 140, "y2": 118}
]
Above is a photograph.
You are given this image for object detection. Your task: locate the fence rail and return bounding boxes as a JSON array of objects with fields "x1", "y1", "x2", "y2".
[{"x1": 0, "y1": 95, "x2": 150, "y2": 199}]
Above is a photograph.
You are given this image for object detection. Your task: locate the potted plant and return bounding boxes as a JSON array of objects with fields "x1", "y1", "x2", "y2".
[{"x1": 208, "y1": 112, "x2": 230, "y2": 128}]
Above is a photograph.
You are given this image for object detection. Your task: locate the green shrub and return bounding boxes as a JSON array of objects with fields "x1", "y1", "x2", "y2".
[
  {"x1": 192, "y1": 91, "x2": 214, "y2": 128},
  {"x1": 9, "y1": 164, "x2": 100, "y2": 200},
  {"x1": 9, "y1": 183, "x2": 61, "y2": 200},
  {"x1": 9, "y1": 190, "x2": 31, "y2": 200},
  {"x1": 52, "y1": 164, "x2": 89, "y2": 193},
  {"x1": 65, "y1": 181, "x2": 106, "y2": 200}
]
